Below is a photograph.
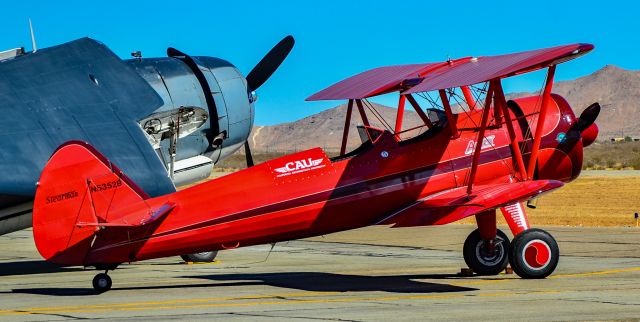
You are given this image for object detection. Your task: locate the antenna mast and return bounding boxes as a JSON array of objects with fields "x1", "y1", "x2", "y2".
[{"x1": 29, "y1": 18, "x2": 37, "y2": 52}]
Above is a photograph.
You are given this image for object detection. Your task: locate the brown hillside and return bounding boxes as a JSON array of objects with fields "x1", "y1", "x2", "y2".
[
  {"x1": 545, "y1": 65, "x2": 640, "y2": 139},
  {"x1": 250, "y1": 103, "x2": 423, "y2": 152}
]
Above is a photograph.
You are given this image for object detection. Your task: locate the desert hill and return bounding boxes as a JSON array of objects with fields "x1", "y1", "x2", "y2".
[
  {"x1": 250, "y1": 103, "x2": 424, "y2": 152},
  {"x1": 521, "y1": 65, "x2": 640, "y2": 139}
]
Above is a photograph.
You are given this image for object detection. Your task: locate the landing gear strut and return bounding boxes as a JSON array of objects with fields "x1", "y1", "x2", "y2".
[
  {"x1": 463, "y1": 228, "x2": 510, "y2": 275},
  {"x1": 501, "y1": 202, "x2": 559, "y2": 278},
  {"x1": 92, "y1": 272, "x2": 112, "y2": 293}
]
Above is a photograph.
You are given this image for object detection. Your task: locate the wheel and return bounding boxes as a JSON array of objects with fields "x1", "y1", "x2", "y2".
[
  {"x1": 509, "y1": 228, "x2": 559, "y2": 279},
  {"x1": 463, "y1": 228, "x2": 510, "y2": 275},
  {"x1": 180, "y1": 251, "x2": 218, "y2": 263},
  {"x1": 92, "y1": 273, "x2": 112, "y2": 293}
]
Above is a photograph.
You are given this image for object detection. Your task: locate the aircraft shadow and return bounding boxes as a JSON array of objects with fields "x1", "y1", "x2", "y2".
[
  {"x1": 11, "y1": 272, "x2": 477, "y2": 296},
  {"x1": 185, "y1": 272, "x2": 477, "y2": 293},
  {"x1": 0, "y1": 260, "x2": 83, "y2": 277}
]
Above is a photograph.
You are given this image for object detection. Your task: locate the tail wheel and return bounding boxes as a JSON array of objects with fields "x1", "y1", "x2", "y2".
[
  {"x1": 509, "y1": 228, "x2": 559, "y2": 279},
  {"x1": 92, "y1": 273, "x2": 112, "y2": 293},
  {"x1": 463, "y1": 229, "x2": 510, "y2": 275},
  {"x1": 180, "y1": 251, "x2": 218, "y2": 263}
]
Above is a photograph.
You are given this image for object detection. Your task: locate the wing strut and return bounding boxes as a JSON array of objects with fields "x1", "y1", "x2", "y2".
[
  {"x1": 438, "y1": 90, "x2": 459, "y2": 138},
  {"x1": 355, "y1": 99, "x2": 371, "y2": 127},
  {"x1": 340, "y1": 99, "x2": 354, "y2": 155},
  {"x1": 461, "y1": 86, "x2": 476, "y2": 110},
  {"x1": 466, "y1": 83, "x2": 494, "y2": 195},
  {"x1": 354, "y1": 99, "x2": 374, "y2": 141},
  {"x1": 526, "y1": 65, "x2": 556, "y2": 179},
  {"x1": 405, "y1": 94, "x2": 433, "y2": 127},
  {"x1": 394, "y1": 95, "x2": 406, "y2": 140},
  {"x1": 494, "y1": 80, "x2": 528, "y2": 180}
]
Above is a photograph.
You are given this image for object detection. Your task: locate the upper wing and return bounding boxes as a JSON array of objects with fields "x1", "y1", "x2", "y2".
[
  {"x1": 377, "y1": 180, "x2": 563, "y2": 227},
  {"x1": 403, "y1": 43, "x2": 593, "y2": 93},
  {"x1": 306, "y1": 63, "x2": 441, "y2": 100},
  {"x1": 307, "y1": 43, "x2": 593, "y2": 101}
]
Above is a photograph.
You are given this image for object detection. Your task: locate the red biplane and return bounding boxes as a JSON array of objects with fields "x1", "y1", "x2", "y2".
[{"x1": 32, "y1": 43, "x2": 600, "y2": 293}]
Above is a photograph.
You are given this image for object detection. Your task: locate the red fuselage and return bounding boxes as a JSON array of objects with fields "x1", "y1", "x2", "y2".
[{"x1": 82, "y1": 94, "x2": 586, "y2": 265}]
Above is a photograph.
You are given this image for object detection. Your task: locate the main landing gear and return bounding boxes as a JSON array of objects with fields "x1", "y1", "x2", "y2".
[
  {"x1": 509, "y1": 228, "x2": 559, "y2": 278},
  {"x1": 180, "y1": 251, "x2": 218, "y2": 263},
  {"x1": 463, "y1": 228, "x2": 510, "y2": 275},
  {"x1": 463, "y1": 204, "x2": 559, "y2": 279}
]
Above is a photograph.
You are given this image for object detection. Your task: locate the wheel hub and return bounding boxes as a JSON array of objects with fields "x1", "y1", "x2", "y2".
[
  {"x1": 475, "y1": 239, "x2": 505, "y2": 266},
  {"x1": 97, "y1": 278, "x2": 108, "y2": 288},
  {"x1": 522, "y1": 239, "x2": 551, "y2": 270}
]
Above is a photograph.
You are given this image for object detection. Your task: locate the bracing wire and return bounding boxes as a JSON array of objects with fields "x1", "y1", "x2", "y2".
[
  {"x1": 446, "y1": 83, "x2": 517, "y2": 179},
  {"x1": 517, "y1": 73, "x2": 548, "y2": 156},
  {"x1": 362, "y1": 98, "x2": 394, "y2": 132}
]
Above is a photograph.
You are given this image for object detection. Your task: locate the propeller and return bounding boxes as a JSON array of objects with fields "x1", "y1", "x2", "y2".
[
  {"x1": 243, "y1": 35, "x2": 295, "y2": 167},
  {"x1": 244, "y1": 141, "x2": 255, "y2": 168},
  {"x1": 566, "y1": 102, "x2": 600, "y2": 147},
  {"x1": 576, "y1": 102, "x2": 601, "y2": 132},
  {"x1": 246, "y1": 35, "x2": 295, "y2": 91}
]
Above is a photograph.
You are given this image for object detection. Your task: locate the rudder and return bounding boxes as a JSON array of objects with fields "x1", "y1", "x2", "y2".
[{"x1": 33, "y1": 141, "x2": 150, "y2": 266}]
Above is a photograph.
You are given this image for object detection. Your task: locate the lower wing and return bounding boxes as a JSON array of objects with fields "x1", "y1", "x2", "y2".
[{"x1": 377, "y1": 180, "x2": 563, "y2": 227}]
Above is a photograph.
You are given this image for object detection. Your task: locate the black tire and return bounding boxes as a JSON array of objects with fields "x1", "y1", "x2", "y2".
[
  {"x1": 509, "y1": 228, "x2": 559, "y2": 279},
  {"x1": 463, "y1": 228, "x2": 510, "y2": 275},
  {"x1": 180, "y1": 251, "x2": 218, "y2": 263},
  {"x1": 92, "y1": 273, "x2": 112, "y2": 293}
]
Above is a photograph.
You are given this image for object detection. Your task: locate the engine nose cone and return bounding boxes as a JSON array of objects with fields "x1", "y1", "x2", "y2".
[{"x1": 582, "y1": 123, "x2": 598, "y2": 147}]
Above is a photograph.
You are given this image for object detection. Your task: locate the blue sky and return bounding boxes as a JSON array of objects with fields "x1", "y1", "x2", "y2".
[{"x1": 0, "y1": 1, "x2": 636, "y2": 125}]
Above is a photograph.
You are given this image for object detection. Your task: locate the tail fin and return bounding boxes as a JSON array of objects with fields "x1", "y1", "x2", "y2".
[{"x1": 33, "y1": 141, "x2": 150, "y2": 266}]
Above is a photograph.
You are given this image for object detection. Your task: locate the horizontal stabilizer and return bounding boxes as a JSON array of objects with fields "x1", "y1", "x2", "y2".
[
  {"x1": 77, "y1": 202, "x2": 175, "y2": 228},
  {"x1": 378, "y1": 180, "x2": 563, "y2": 227}
]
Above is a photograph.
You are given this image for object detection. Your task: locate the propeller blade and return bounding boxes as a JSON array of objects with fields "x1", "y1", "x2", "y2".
[
  {"x1": 244, "y1": 141, "x2": 254, "y2": 168},
  {"x1": 246, "y1": 35, "x2": 295, "y2": 91},
  {"x1": 577, "y1": 102, "x2": 601, "y2": 132}
]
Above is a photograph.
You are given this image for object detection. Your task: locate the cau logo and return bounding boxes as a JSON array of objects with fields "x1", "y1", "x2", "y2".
[
  {"x1": 275, "y1": 158, "x2": 325, "y2": 176},
  {"x1": 464, "y1": 135, "x2": 496, "y2": 155}
]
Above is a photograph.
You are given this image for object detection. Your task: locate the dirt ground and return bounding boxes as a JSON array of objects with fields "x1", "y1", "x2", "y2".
[
  {"x1": 517, "y1": 173, "x2": 640, "y2": 227},
  {"x1": 458, "y1": 171, "x2": 640, "y2": 227}
]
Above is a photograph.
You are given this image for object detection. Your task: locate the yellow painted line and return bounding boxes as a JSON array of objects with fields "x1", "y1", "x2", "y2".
[
  {"x1": 450, "y1": 266, "x2": 640, "y2": 286},
  {"x1": 550, "y1": 266, "x2": 640, "y2": 279},
  {"x1": 184, "y1": 260, "x2": 221, "y2": 265},
  {"x1": 0, "y1": 291, "x2": 340, "y2": 314},
  {"x1": 0, "y1": 290, "x2": 560, "y2": 316},
  {"x1": 449, "y1": 278, "x2": 516, "y2": 286}
]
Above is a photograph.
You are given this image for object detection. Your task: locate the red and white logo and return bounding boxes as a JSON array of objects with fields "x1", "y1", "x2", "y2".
[
  {"x1": 274, "y1": 158, "x2": 325, "y2": 177},
  {"x1": 464, "y1": 135, "x2": 496, "y2": 155}
]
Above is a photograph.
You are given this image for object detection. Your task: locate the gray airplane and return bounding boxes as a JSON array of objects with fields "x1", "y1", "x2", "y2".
[{"x1": 0, "y1": 35, "x2": 294, "y2": 261}]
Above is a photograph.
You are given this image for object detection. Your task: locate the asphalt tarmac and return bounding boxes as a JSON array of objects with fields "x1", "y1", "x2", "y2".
[{"x1": 0, "y1": 225, "x2": 639, "y2": 321}]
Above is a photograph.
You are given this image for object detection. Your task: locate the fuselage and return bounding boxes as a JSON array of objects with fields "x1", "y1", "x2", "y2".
[{"x1": 83, "y1": 93, "x2": 587, "y2": 265}]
